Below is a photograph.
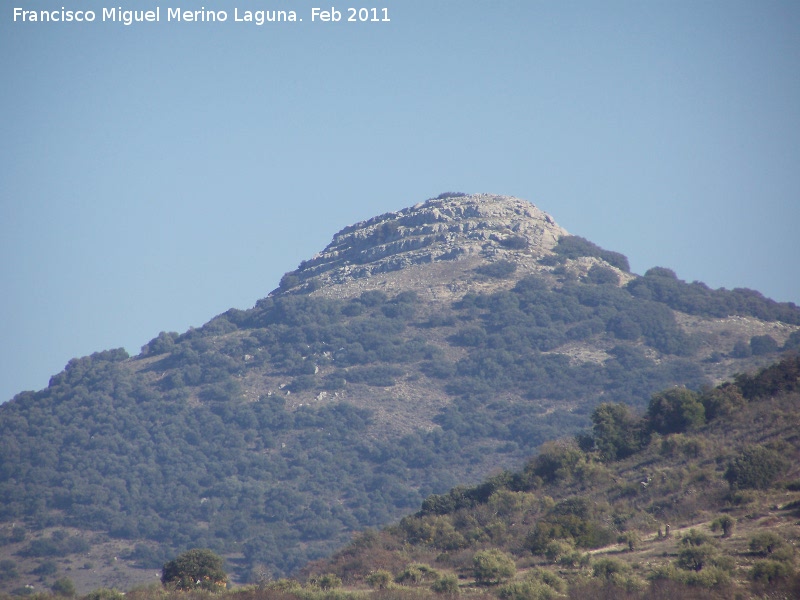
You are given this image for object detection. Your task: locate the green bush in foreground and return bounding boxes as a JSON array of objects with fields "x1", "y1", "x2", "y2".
[
  {"x1": 430, "y1": 575, "x2": 459, "y2": 595},
  {"x1": 161, "y1": 549, "x2": 227, "y2": 592},
  {"x1": 472, "y1": 549, "x2": 516, "y2": 585},
  {"x1": 750, "y1": 560, "x2": 794, "y2": 584}
]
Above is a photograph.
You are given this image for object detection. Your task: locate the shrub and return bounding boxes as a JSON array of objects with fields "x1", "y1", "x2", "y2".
[
  {"x1": 750, "y1": 334, "x2": 779, "y2": 355},
  {"x1": 700, "y1": 384, "x2": 745, "y2": 421},
  {"x1": 263, "y1": 578, "x2": 303, "y2": 593},
  {"x1": 675, "y1": 530, "x2": 719, "y2": 572},
  {"x1": 450, "y1": 327, "x2": 486, "y2": 347},
  {"x1": 681, "y1": 566, "x2": 731, "y2": 588},
  {"x1": 366, "y1": 570, "x2": 393, "y2": 590},
  {"x1": 725, "y1": 445, "x2": 788, "y2": 490},
  {"x1": 749, "y1": 532, "x2": 786, "y2": 557},
  {"x1": 592, "y1": 557, "x2": 629, "y2": 580},
  {"x1": 431, "y1": 574, "x2": 459, "y2": 594},
  {"x1": 529, "y1": 569, "x2": 565, "y2": 593},
  {"x1": 544, "y1": 540, "x2": 575, "y2": 563},
  {"x1": 50, "y1": 578, "x2": 76, "y2": 597},
  {"x1": 618, "y1": 531, "x2": 640, "y2": 551},
  {"x1": 528, "y1": 497, "x2": 615, "y2": 553},
  {"x1": 498, "y1": 580, "x2": 558, "y2": 600},
  {"x1": 289, "y1": 375, "x2": 317, "y2": 392},
  {"x1": 499, "y1": 235, "x2": 529, "y2": 250},
  {"x1": 557, "y1": 550, "x2": 587, "y2": 568},
  {"x1": 554, "y1": 236, "x2": 630, "y2": 271},
  {"x1": 0, "y1": 559, "x2": 19, "y2": 581},
  {"x1": 709, "y1": 515, "x2": 735, "y2": 538},
  {"x1": 33, "y1": 560, "x2": 58, "y2": 576},
  {"x1": 526, "y1": 440, "x2": 584, "y2": 482},
  {"x1": 750, "y1": 559, "x2": 794, "y2": 584},
  {"x1": 681, "y1": 528, "x2": 713, "y2": 548},
  {"x1": 736, "y1": 355, "x2": 800, "y2": 399},
  {"x1": 279, "y1": 273, "x2": 300, "y2": 290},
  {"x1": 8, "y1": 528, "x2": 25, "y2": 544},
  {"x1": 644, "y1": 267, "x2": 677, "y2": 279},
  {"x1": 587, "y1": 265, "x2": 619, "y2": 285},
  {"x1": 476, "y1": 260, "x2": 517, "y2": 279},
  {"x1": 311, "y1": 573, "x2": 342, "y2": 590},
  {"x1": 21, "y1": 532, "x2": 89, "y2": 557},
  {"x1": 82, "y1": 589, "x2": 125, "y2": 600},
  {"x1": 472, "y1": 549, "x2": 516, "y2": 585},
  {"x1": 732, "y1": 339, "x2": 751, "y2": 358},
  {"x1": 784, "y1": 330, "x2": 800, "y2": 350},
  {"x1": 344, "y1": 365, "x2": 404, "y2": 387},
  {"x1": 395, "y1": 564, "x2": 439, "y2": 585},
  {"x1": 676, "y1": 544, "x2": 718, "y2": 572},
  {"x1": 606, "y1": 314, "x2": 642, "y2": 340}
]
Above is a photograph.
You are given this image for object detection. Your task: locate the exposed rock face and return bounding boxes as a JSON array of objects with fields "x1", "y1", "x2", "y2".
[{"x1": 280, "y1": 194, "x2": 569, "y2": 296}]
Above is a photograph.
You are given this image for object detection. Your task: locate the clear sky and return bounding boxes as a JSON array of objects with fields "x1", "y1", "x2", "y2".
[{"x1": 2, "y1": 1, "x2": 799, "y2": 403}]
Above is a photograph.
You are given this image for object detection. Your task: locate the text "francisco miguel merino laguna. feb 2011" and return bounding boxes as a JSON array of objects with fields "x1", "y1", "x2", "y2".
[{"x1": 12, "y1": 6, "x2": 391, "y2": 26}]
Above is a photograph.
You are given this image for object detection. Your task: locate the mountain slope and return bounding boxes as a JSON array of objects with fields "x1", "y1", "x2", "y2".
[
  {"x1": 302, "y1": 356, "x2": 800, "y2": 599},
  {"x1": 0, "y1": 193, "x2": 798, "y2": 592}
]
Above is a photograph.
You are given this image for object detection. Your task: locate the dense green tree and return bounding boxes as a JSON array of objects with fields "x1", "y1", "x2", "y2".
[
  {"x1": 647, "y1": 388, "x2": 705, "y2": 434},
  {"x1": 525, "y1": 440, "x2": 584, "y2": 482},
  {"x1": 161, "y1": 548, "x2": 227, "y2": 591},
  {"x1": 677, "y1": 544, "x2": 717, "y2": 572},
  {"x1": 590, "y1": 403, "x2": 643, "y2": 460}
]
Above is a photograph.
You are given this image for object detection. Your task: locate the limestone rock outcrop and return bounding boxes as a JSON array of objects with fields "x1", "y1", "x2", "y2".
[{"x1": 278, "y1": 193, "x2": 569, "y2": 295}]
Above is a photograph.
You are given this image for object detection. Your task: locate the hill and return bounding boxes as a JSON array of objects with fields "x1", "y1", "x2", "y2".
[
  {"x1": 0, "y1": 193, "x2": 798, "y2": 592},
  {"x1": 301, "y1": 355, "x2": 800, "y2": 599}
]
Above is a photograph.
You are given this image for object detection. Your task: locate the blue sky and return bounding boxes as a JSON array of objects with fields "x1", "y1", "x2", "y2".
[{"x1": 2, "y1": 1, "x2": 799, "y2": 402}]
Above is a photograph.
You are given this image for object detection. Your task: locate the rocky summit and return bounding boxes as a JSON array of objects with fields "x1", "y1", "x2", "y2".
[{"x1": 278, "y1": 193, "x2": 572, "y2": 300}]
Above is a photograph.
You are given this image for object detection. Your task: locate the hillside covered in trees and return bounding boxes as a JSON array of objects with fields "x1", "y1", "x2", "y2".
[{"x1": 0, "y1": 195, "x2": 798, "y2": 592}]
